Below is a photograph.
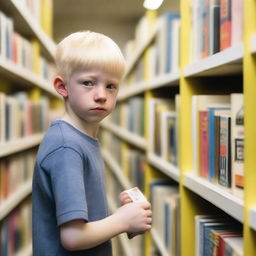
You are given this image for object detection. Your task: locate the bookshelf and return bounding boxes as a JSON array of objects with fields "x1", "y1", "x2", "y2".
[
  {"x1": 0, "y1": 133, "x2": 43, "y2": 158},
  {"x1": 101, "y1": 8, "x2": 182, "y2": 255},
  {"x1": 0, "y1": 0, "x2": 58, "y2": 255},
  {"x1": 0, "y1": 179, "x2": 32, "y2": 220},
  {"x1": 1, "y1": 0, "x2": 56, "y2": 59},
  {"x1": 0, "y1": 57, "x2": 58, "y2": 96},
  {"x1": 99, "y1": 0, "x2": 256, "y2": 254},
  {"x1": 184, "y1": 43, "x2": 243, "y2": 77},
  {"x1": 102, "y1": 147, "x2": 178, "y2": 255},
  {"x1": 101, "y1": 121, "x2": 147, "y2": 150}
]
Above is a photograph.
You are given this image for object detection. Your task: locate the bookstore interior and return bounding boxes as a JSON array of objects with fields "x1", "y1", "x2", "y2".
[{"x1": 0, "y1": 0, "x2": 255, "y2": 255}]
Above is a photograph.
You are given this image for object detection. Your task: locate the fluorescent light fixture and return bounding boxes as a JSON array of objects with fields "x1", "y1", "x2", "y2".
[{"x1": 143, "y1": 0, "x2": 164, "y2": 10}]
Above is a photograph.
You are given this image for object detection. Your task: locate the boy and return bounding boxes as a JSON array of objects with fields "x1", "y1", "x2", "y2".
[{"x1": 32, "y1": 31, "x2": 152, "y2": 255}]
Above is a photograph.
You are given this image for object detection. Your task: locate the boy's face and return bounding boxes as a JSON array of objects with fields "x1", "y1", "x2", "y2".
[{"x1": 66, "y1": 68, "x2": 120, "y2": 125}]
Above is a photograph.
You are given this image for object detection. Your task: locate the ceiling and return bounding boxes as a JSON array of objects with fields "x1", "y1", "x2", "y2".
[{"x1": 53, "y1": 0, "x2": 180, "y2": 49}]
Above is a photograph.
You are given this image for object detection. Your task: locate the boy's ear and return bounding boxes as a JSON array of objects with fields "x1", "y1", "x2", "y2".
[{"x1": 54, "y1": 76, "x2": 68, "y2": 98}]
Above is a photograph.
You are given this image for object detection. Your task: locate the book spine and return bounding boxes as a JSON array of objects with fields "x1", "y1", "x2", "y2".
[
  {"x1": 219, "y1": 116, "x2": 231, "y2": 188},
  {"x1": 220, "y1": 0, "x2": 232, "y2": 51},
  {"x1": 199, "y1": 110, "x2": 209, "y2": 178}
]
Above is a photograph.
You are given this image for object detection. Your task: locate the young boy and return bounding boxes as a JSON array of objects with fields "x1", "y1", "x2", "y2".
[{"x1": 32, "y1": 31, "x2": 152, "y2": 255}]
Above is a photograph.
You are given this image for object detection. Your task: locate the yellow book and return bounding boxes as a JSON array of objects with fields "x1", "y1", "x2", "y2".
[
  {"x1": 41, "y1": 0, "x2": 53, "y2": 36},
  {"x1": 32, "y1": 40, "x2": 40, "y2": 75}
]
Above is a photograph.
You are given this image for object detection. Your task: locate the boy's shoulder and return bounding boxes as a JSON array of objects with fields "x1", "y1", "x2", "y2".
[{"x1": 37, "y1": 119, "x2": 99, "y2": 163}]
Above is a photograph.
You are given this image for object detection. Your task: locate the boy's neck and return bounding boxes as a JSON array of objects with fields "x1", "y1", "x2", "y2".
[{"x1": 61, "y1": 113, "x2": 99, "y2": 139}]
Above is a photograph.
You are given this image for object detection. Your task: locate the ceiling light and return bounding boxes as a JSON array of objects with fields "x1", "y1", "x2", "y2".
[{"x1": 143, "y1": 0, "x2": 164, "y2": 10}]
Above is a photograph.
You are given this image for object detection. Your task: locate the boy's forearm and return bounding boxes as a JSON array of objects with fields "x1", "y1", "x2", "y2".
[{"x1": 60, "y1": 213, "x2": 125, "y2": 251}]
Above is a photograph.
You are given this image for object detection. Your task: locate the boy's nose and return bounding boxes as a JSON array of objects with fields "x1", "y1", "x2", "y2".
[{"x1": 94, "y1": 86, "x2": 107, "y2": 102}]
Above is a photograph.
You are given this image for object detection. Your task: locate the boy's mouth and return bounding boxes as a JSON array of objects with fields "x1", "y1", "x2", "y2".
[{"x1": 91, "y1": 107, "x2": 107, "y2": 113}]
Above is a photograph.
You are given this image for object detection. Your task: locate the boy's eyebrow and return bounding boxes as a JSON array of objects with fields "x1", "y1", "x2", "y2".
[{"x1": 79, "y1": 73, "x2": 120, "y2": 83}]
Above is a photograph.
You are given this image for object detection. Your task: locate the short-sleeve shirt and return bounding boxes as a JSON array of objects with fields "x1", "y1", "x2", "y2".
[{"x1": 32, "y1": 120, "x2": 112, "y2": 256}]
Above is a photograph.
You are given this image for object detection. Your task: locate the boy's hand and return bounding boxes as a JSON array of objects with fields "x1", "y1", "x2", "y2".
[
  {"x1": 114, "y1": 201, "x2": 152, "y2": 235},
  {"x1": 119, "y1": 187, "x2": 151, "y2": 239}
]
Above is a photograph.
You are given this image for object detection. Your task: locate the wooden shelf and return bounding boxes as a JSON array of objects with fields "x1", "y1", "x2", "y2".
[
  {"x1": 0, "y1": 133, "x2": 44, "y2": 158},
  {"x1": 251, "y1": 34, "x2": 256, "y2": 54},
  {"x1": 118, "y1": 71, "x2": 180, "y2": 101},
  {"x1": 2, "y1": 0, "x2": 56, "y2": 60},
  {"x1": 102, "y1": 148, "x2": 132, "y2": 190},
  {"x1": 184, "y1": 173, "x2": 244, "y2": 222},
  {"x1": 0, "y1": 179, "x2": 32, "y2": 220},
  {"x1": 101, "y1": 121, "x2": 146, "y2": 150},
  {"x1": 0, "y1": 58, "x2": 59, "y2": 97},
  {"x1": 147, "y1": 152, "x2": 180, "y2": 182},
  {"x1": 184, "y1": 43, "x2": 243, "y2": 77}
]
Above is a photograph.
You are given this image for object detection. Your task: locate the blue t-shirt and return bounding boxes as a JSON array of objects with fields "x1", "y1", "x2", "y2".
[{"x1": 32, "y1": 120, "x2": 112, "y2": 256}]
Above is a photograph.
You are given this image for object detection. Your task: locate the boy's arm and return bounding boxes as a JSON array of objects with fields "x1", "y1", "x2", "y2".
[{"x1": 60, "y1": 201, "x2": 152, "y2": 251}]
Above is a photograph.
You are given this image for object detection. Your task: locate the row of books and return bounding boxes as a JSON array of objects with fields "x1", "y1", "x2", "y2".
[
  {"x1": 0, "y1": 149, "x2": 36, "y2": 203},
  {"x1": 100, "y1": 129, "x2": 146, "y2": 191},
  {"x1": 112, "y1": 97, "x2": 145, "y2": 138},
  {"x1": 0, "y1": 197, "x2": 32, "y2": 256},
  {"x1": 192, "y1": 93, "x2": 244, "y2": 199},
  {"x1": 0, "y1": 10, "x2": 55, "y2": 81},
  {"x1": 123, "y1": 12, "x2": 180, "y2": 85},
  {"x1": 190, "y1": 0, "x2": 243, "y2": 61},
  {"x1": 123, "y1": 149, "x2": 145, "y2": 191},
  {"x1": 19, "y1": 0, "x2": 53, "y2": 36},
  {"x1": 0, "y1": 91, "x2": 51, "y2": 144},
  {"x1": 195, "y1": 215, "x2": 243, "y2": 256},
  {"x1": 100, "y1": 130, "x2": 122, "y2": 166},
  {"x1": 151, "y1": 180, "x2": 180, "y2": 256},
  {"x1": 149, "y1": 95, "x2": 180, "y2": 166}
]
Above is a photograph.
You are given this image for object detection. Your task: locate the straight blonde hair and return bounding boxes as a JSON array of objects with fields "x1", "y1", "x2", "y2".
[{"x1": 55, "y1": 31, "x2": 126, "y2": 82}]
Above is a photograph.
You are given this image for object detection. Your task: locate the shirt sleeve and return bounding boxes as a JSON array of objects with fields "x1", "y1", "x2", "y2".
[{"x1": 41, "y1": 147, "x2": 88, "y2": 226}]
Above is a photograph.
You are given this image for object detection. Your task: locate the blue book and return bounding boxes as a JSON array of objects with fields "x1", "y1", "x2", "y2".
[
  {"x1": 159, "y1": 12, "x2": 180, "y2": 73},
  {"x1": 208, "y1": 107, "x2": 230, "y2": 182}
]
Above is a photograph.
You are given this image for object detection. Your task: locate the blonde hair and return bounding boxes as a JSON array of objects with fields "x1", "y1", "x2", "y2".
[{"x1": 55, "y1": 31, "x2": 126, "y2": 82}]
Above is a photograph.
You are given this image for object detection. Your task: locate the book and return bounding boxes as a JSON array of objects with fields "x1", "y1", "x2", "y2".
[
  {"x1": 199, "y1": 110, "x2": 209, "y2": 178},
  {"x1": 231, "y1": 0, "x2": 243, "y2": 46},
  {"x1": 191, "y1": 95, "x2": 230, "y2": 176},
  {"x1": 209, "y1": 0, "x2": 220, "y2": 54},
  {"x1": 148, "y1": 98, "x2": 175, "y2": 156},
  {"x1": 223, "y1": 236, "x2": 243, "y2": 256},
  {"x1": 213, "y1": 109, "x2": 231, "y2": 184},
  {"x1": 195, "y1": 215, "x2": 223, "y2": 256},
  {"x1": 151, "y1": 183, "x2": 179, "y2": 245},
  {"x1": 125, "y1": 187, "x2": 147, "y2": 202},
  {"x1": 201, "y1": 0, "x2": 210, "y2": 58},
  {"x1": 231, "y1": 93, "x2": 244, "y2": 199},
  {"x1": 220, "y1": 0, "x2": 232, "y2": 51},
  {"x1": 208, "y1": 106, "x2": 230, "y2": 182},
  {"x1": 160, "y1": 111, "x2": 177, "y2": 165},
  {"x1": 219, "y1": 113, "x2": 231, "y2": 188},
  {"x1": 164, "y1": 194, "x2": 180, "y2": 255},
  {"x1": 156, "y1": 13, "x2": 180, "y2": 74}
]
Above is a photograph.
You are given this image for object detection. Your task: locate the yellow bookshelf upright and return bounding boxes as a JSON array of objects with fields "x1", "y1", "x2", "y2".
[{"x1": 243, "y1": 0, "x2": 256, "y2": 255}]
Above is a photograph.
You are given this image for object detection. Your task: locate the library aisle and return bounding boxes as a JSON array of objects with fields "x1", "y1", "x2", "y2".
[{"x1": 1, "y1": 0, "x2": 255, "y2": 255}]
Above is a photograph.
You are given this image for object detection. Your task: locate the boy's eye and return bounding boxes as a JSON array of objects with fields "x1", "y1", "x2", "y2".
[
  {"x1": 107, "y1": 84, "x2": 117, "y2": 90},
  {"x1": 82, "y1": 81, "x2": 93, "y2": 86}
]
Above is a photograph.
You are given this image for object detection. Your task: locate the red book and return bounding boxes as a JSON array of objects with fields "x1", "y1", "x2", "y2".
[
  {"x1": 220, "y1": 0, "x2": 232, "y2": 50},
  {"x1": 199, "y1": 110, "x2": 209, "y2": 178},
  {"x1": 218, "y1": 233, "x2": 241, "y2": 256}
]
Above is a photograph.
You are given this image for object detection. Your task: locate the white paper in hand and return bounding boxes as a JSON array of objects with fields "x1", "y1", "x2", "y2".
[{"x1": 125, "y1": 187, "x2": 147, "y2": 202}]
